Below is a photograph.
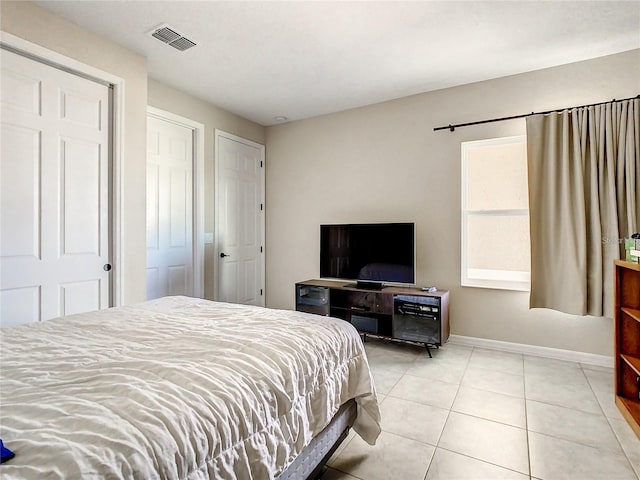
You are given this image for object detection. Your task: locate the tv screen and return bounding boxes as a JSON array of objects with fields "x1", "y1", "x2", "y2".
[{"x1": 320, "y1": 223, "x2": 415, "y2": 286}]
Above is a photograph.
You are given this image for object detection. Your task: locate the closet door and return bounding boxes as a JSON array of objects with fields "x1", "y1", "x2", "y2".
[
  {"x1": 0, "y1": 49, "x2": 111, "y2": 325},
  {"x1": 215, "y1": 132, "x2": 265, "y2": 307},
  {"x1": 146, "y1": 114, "x2": 194, "y2": 300}
]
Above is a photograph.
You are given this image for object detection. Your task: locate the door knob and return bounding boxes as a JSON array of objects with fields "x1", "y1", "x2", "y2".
[
  {"x1": 103, "y1": 264, "x2": 112, "y2": 271},
  {"x1": 220, "y1": 252, "x2": 230, "y2": 258}
]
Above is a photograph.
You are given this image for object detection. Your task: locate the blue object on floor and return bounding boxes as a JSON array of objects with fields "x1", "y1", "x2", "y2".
[{"x1": 0, "y1": 439, "x2": 15, "y2": 463}]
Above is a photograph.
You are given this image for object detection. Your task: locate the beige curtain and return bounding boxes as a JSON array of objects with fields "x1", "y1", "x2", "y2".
[{"x1": 526, "y1": 98, "x2": 639, "y2": 317}]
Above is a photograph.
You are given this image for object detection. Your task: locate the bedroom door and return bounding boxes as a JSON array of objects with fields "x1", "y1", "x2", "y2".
[
  {"x1": 0, "y1": 48, "x2": 111, "y2": 326},
  {"x1": 215, "y1": 130, "x2": 265, "y2": 306},
  {"x1": 146, "y1": 112, "x2": 200, "y2": 299}
]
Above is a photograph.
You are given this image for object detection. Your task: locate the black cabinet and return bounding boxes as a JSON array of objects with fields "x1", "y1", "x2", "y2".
[
  {"x1": 295, "y1": 279, "x2": 449, "y2": 356},
  {"x1": 295, "y1": 284, "x2": 330, "y2": 316},
  {"x1": 393, "y1": 295, "x2": 444, "y2": 345}
]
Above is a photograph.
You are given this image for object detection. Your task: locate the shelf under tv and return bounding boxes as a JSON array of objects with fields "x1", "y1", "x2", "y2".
[{"x1": 295, "y1": 279, "x2": 450, "y2": 358}]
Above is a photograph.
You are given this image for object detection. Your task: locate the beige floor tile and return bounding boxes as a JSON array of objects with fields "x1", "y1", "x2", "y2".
[
  {"x1": 582, "y1": 366, "x2": 614, "y2": 393},
  {"x1": 428, "y1": 343, "x2": 473, "y2": 364},
  {"x1": 370, "y1": 366, "x2": 404, "y2": 395},
  {"x1": 388, "y1": 374, "x2": 459, "y2": 409},
  {"x1": 524, "y1": 356, "x2": 589, "y2": 387},
  {"x1": 524, "y1": 355, "x2": 581, "y2": 374},
  {"x1": 608, "y1": 417, "x2": 640, "y2": 478},
  {"x1": 529, "y1": 431, "x2": 637, "y2": 480},
  {"x1": 366, "y1": 348, "x2": 421, "y2": 374},
  {"x1": 405, "y1": 358, "x2": 466, "y2": 384},
  {"x1": 425, "y1": 448, "x2": 529, "y2": 480},
  {"x1": 468, "y1": 348, "x2": 524, "y2": 375},
  {"x1": 462, "y1": 365, "x2": 525, "y2": 398},
  {"x1": 328, "y1": 431, "x2": 435, "y2": 480},
  {"x1": 524, "y1": 375, "x2": 601, "y2": 414},
  {"x1": 452, "y1": 386, "x2": 526, "y2": 428},
  {"x1": 438, "y1": 412, "x2": 529, "y2": 474},
  {"x1": 526, "y1": 399, "x2": 621, "y2": 451},
  {"x1": 593, "y1": 387, "x2": 626, "y2": 420},
  {"x1": 379, "y1": 395, "x2": 449, "y2": 445}
]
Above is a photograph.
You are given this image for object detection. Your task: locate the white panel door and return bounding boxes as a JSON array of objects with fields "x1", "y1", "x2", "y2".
[
  {"x1": 0, "y1": 49, "x2": 110, "y2": 325},
  {"x1": 146, "y1": 115, "x2": 194, "y2": 299},
  {"x1": 215, "y1": 132, "x2": 264, "y2": 306}
]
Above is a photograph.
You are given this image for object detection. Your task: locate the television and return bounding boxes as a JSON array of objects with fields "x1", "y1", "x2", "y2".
[{"x1": 320, "y1": 223, "x2": 415, "y2": 288}]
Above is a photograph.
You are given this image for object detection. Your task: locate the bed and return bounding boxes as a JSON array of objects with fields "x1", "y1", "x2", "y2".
[{"x1": 0, "y1": 296, "x2": 381, "y2": 479}]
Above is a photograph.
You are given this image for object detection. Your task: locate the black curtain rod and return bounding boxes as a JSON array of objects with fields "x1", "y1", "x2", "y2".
[{"x1": 433, "y1": 94, "x2": 640, "y2": 132}]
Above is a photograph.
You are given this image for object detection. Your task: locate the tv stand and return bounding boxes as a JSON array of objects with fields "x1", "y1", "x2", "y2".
[
  {"x1": 295, "y1": 279, "x2": 449, "y2": 357},
  {"x1": 354, "y1": 280, "x2": 383, "y2": 290}
]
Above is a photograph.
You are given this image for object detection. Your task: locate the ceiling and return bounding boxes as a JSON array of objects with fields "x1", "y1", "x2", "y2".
[{"x1": 35, "y1": 1, "x2": 640, "y2": 126}]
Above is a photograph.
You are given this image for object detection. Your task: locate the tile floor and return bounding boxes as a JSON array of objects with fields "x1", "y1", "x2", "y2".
[{"x1": 325, "y1": 338, "x2": 640, "y2": 480}]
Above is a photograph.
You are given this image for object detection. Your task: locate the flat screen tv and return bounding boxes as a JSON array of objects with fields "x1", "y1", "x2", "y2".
[{"x1": 320, "y1": 223, "x2": 415, "y2": 288}]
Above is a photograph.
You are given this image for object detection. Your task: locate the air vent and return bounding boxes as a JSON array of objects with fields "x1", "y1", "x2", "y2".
[
  {"x1": 169, "y1": 37, "x2": 197, "y2": 52},
  {"x1": 148, "y1": 24, "x2": 197, "y2": 51}
]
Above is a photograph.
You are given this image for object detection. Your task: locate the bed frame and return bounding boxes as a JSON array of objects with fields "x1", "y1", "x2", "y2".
[{"x1": 277, "y1": 399, "x2": 357, "y2": 479}]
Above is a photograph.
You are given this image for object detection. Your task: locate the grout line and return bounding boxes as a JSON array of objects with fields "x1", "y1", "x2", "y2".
[
  {"x1": 325, "y1": 465, "x2": 367, "y2": 480},
  {"x1": 580, "y1": 363, "x2": 640, "y2": 480},
  {"x1": 435, "y1": 445, "x2": 531, "y2": 478},
  {"x1": 522, "y1": 355, "x2": 533, "y2": 480},
  {"x1": 447, "y1": 410, "x2": 527, "y2": 431},
  {"x1": 421, "y1": 347, "x2": 475, "y2": 480},
  {"x1": 424, "y1": 347, "x2": 469, "y2": 480}
]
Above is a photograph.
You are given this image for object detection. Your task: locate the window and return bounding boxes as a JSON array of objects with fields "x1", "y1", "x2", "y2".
[{"x1": 461, "y1": 136, "x2": 530, "y2": 291}]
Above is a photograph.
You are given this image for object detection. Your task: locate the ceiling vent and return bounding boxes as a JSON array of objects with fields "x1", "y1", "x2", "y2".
[{"x1": 148, "y1": 24, "x2": 197, "y2": 52}]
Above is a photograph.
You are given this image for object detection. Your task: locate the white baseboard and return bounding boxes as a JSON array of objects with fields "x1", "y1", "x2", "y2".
[{"x1": 447, "y1": 334, "x2": 614, "y2": 368}]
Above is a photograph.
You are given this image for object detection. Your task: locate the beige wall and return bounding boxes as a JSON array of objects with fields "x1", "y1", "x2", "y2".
[
  {"x1": 1, "y1": 1, "x2": 148, "y2": 304},
  {"x1": 265, "y1": 48, "x2": 640, "y2": 356},
  {"x1": 147, "y1": 80, "x2": 265, "y2": 299}
]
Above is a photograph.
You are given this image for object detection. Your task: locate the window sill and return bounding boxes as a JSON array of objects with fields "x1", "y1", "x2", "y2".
[
  {"x1": 461, "y1": 281, "x2": 530, "y2": 292},
  {"x1": 462, "y1": 268, "x2": 530, "y2": 292}
]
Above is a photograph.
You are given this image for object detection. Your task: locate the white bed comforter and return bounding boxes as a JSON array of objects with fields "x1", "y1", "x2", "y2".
[{"x1": 0, "y1": 296, "x2": 380, "y2": 480}]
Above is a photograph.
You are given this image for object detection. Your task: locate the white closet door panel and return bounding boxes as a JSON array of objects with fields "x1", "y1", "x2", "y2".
[
  {"x1": 60, "y1": 279, "x2": 102, "y2": 317},
  {"x1": 0, "y1": 124, "x2": 40, "y2": 259},
  {"x1": 170, "y1": 136, "x2": 188, "y2": 162},
  {"x1": 219, "y1": 260, "x2": 239, "y2": 303},
  {"x1": 222, "y1": 179, "x2": 239, "y2": 248},
  {"x1": 169, "y1": 168, "x2": 187, "y2": 248},
  {"x1": 146, "y1": 115, "x2": 193, "y2": 300},
  {"x1": 146, "y1": 267, "x2": 160, "y2": 300},
  {"x1": 242, "y1": 259, "x2": 258, "y2": 304},
  {"x1": 0, "y1": 286, "x2": 41, "y2": 326},
  {"x1": 61, "y1": 138, "x2": 102, "y2": 255},
  {"x1": 242, "y1": 181, "x2": 257, "y2": 246},
  {"x1": 0, "y1": 49, "x2": 110, "y2": 325},
  {"x1": 60, "y1": 88, "x2": 103, "y2": 130},
  {"x1": 146, "y1": 164, "x2": 160, "y2": 250},
  {"x1": 0, "y1": 68, "x2": 41, "y2": 115},
  {"x1": 168, "y1": 265, "x2": 187, "y2": 296}
]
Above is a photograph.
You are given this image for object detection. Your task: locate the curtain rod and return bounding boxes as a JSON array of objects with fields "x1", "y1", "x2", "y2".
[{"x1": 433, "y1": 94, "x2": 640, "y2": 132}]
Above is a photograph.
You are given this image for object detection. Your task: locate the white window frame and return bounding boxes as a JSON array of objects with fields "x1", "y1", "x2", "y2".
[{"x1": 461, "y1": 135, "x2": 530, "y2": 291}]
